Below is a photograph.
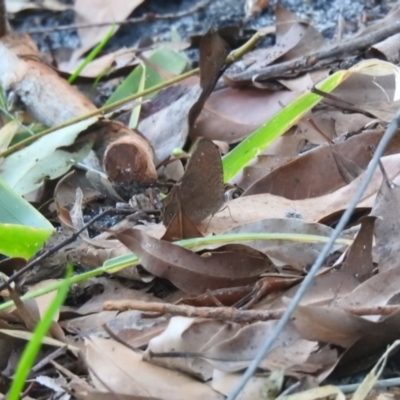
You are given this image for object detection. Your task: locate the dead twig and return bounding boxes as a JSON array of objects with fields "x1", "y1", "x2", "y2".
[
  {"x1": 103, "y1": 299, "x2": 400, "y2": 323},
  {"x1": 103, "y1": 300, "x2": 284, "y2": 322},
  {"x1": 235, "y1": 20, "x2": 400, "y2": 82},
  {"x1": 23, "y1": 0, "x2": 212, "y2": 35},
  {"x1": 31, "y1": 346, "x2": 67, "y2": 372}
]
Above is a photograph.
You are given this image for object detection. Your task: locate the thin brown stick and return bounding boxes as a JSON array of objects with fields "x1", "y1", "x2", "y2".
[
  {"x1": 31, "y1": 346, "x2": 67, "y2": 372},
  {"x1": 51, "y1": 360, "x2": 94, "y2": 393},
  {"x1": 23, "y1": 0, "x2": 212, "y2": 35},
  {"x1": 103, "y1": 299, "x2": 400, "y2": 323},
  {"x1": 235, "y1": 20, "x2": 400, "y2": 81}
]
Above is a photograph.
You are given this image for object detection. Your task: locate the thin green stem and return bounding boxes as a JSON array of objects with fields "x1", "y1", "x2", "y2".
[
  {"x1": 68, "y1": 25, "x2": 115, "y2": 84},
  {"x1": 0, "y1": 232, "x2": 351, "y2": 312},
  {"x1": 7, "y1": 266, "x2": 72, "y2": 399}
]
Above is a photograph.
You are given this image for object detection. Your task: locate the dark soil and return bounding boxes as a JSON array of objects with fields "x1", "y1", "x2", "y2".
[{"x1": 9, "y1": 0, "x2": 395, "y2": 56}]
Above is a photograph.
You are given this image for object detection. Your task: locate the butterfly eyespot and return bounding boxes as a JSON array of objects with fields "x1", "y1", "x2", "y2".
[{"x1": 189, "y1": 181, "x2": 195, "y2": 186}]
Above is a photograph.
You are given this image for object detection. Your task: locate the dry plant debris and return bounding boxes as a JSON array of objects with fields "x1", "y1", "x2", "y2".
[{"x1": 2, "y1": 0, "x2": 400, "y2": 399}]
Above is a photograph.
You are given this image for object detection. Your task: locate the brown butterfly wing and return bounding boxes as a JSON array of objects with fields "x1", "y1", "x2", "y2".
[
  {"x1": 161, "y1": 184, "x2": 181, "y2": 227},
  {"x1": 161, "y1": 139, "x2": 224, "y2": 225},
  {"x1": 179, "y1": 139, "x2": 224, "y2": 223}
]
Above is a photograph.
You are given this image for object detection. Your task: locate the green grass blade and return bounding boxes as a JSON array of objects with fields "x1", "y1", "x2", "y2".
[
  {"x1": 0, "y1": 177, "x2": 53, "y2": 229},
  {"x1": 68, "y1": 25, "x2": 115, "y2": 84},
  {"x1": 222, "y1": 71, "x2": 345, "y2": 182},
  {"x1": 7, "y1": 265, "x2": 72, "y2": 400},
  {"x1": 0, "y1": 224, "x2": 52, "y2": 258},
  {"x1": 105, "y1": 47, "x2": 188, "y2": 105},
  {"x1": 128, "y1": 61, "x2": 146, "y2": 129}
]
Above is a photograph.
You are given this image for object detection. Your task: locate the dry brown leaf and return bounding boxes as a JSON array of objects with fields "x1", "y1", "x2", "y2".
[
  {"x1": 73, "y1": 0, "x2": 144, "y2": 60},
  {"x1": 145, "y1": 317, "x2": 237, "y2": 380},
  {"x1": 60, "y1": 311, "x2": 118, "y2": 336},
  {"x1": 54, "y1": 170, "x2": 101, "y2": 213},
  {"x1": 111, "y1": 228, "x2": 274, "y2": 295},
  {"x1": 331, "y1": 145, "x2": 365, "y2": 184},
  {"x1": 212, "y1": 370, "x2": 275, "y2": 400},
  {"x1": 296, "y1": 111, "x2": 374, "y2": 146},
  {"x1": 278, "y1": 69, "x2": 330, "y2": 92},
  {"x1": 139, "y1": 85, "x2": 202, "y2": 163},
  {"x1": 85, "y1": 337, "x2": 224, "y2": 400},
  {"x1": 269, "y1": 271, "x2": 360, "y2": 310},
  {"x1": 203, "y1": 321, "x2": 316, "y2": 372},
  {"x1": 368, "y1": 33, "x2": 400, "y2": 64},
  {"x1": 371, "y1": 175, "x2": 400, "y2": 272},
  {"x1": 243, "y1": 130, "x2": 400, "y2": 199},
  {"x1": 337, "y1": 268, "x2": 400, "y2": 312},
  {"x1": 203, "y1": 154, "x2": 400, "y2": 234},
  {"x1": 225, "y1": 5, "x2": 326, "y2": 84},
  {"x1": 293, "y1": 306, "x2": 374, "y2": 348},
  {"x1": 218, "y1": 218, "x2": 343, "y2": 270},
  {"x1": 76, "y1": 391, "x2": 162, "y2": 400},
  {"x1": 237, "y1": 130, "x2": 306, "y2": 189},
  {"x1": 67, "y1": 240, "x2": 155, "y2": 281},
  {"x1": 328, "y1": 70, "x2": 400, "y2": 123},
  {"x1": 75, "y1": 278, "x2": 159, "y2": 315},
  {"x1": 278, "y1": 385, "x2": 345, "y2": 400},
  {"x1": 59, "y1": 47, "x2": 137, "y2": 76},
  {"x1": 327, "y1": 310, "x2": 400, "y2": 377},
  {"x1": 0, "y1": 331, "x2": 25, "y2": 371},
  {"x1": 180, "y1": 285, "x2": 258, "y2": 307},
  {"x1": 191, "y1": 88, "x2": 300, "y2": 143},
  {"x1": 140, "y1": 31, "x2": 229, "y2": 163},
  {"x1": 7, "y1": 287, "x2": 65, "y2": 341},
  {"x1": 188, "y1": 29, "x2": 230, "y2": 126}
]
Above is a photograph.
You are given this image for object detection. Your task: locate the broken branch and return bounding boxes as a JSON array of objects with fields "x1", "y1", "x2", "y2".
[
  {"x1": 103, "y1": 299, "x2": 400, "y2": 323},
  {"x1": 234, "y1": 20, "x2": 400, "y2": 81}
]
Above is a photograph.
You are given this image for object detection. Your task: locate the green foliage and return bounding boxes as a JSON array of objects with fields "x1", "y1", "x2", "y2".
[
  {"x1": 222, "y1": 71, "x2": 344, "y2": 182},
  {"x1": 68, "y1": 25, "x2": 115, "y2": 84},
  {"x1": 7, "y1": 266, "x2": 72, "y2": 400},
  {"x1": 0, "y1": 117, "x2": 97, "y2": 195},
  {"x1": 128, "y1": 60, "x2": 146, "y2": 129},
  {"x1": 105, "y1": 47, "x2": 188, "y2": 105},
  {"x1": 0, "y1": 177, "x2": 52, "y2": 228},
  {"x1": 0, "y1": 224, "x2": 52, "y2": 258}
]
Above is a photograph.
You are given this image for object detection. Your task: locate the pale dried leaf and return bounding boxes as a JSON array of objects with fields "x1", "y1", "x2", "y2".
[
  {"x1": 85, "y1": 337, "x2": 224, "y2": 400},
  {"x1": 73, "y1": 0, "x2": 144, "y2": 59},
  {"x1": 145, "y1": 317, "x2": 232, "y2": 380},
  {"x1": 205, "y1": 154, "x2": 400, "y2": 234}
]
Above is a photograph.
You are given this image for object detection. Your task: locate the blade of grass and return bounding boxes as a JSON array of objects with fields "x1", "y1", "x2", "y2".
[
  {"x1": 0, "y1": 177, "x2": 53, "y2": 229},
  {"x1": 68, "y1": 25, "x2": 115, "y2": 84},
  {"x1": 222, "y1": 71, "x2": 344, "y2": 182},
  {"x1": 129, "y1": 60, "x2": 146, "y2": 129},
  {"x1": 0, "y1": 232, "x2": 352, "y2": 312},
  {"x1": 7, "y1": 265, "x2": 73, "y2": 400},
  {"x1": 0, "y1": 224, "x2": 52, "y2": 258}
]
